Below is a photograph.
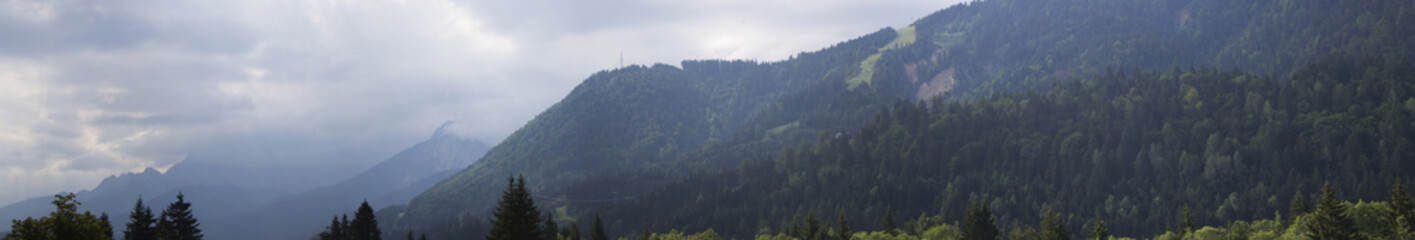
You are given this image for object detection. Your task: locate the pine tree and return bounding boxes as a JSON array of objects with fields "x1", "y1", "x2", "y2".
[
  {"x1": 882, "y1": 206, "x2": 897, "y2": 234},
  {"x1": 320, "y1": 216, "x2": 345, "y2": 240},
  {"x1": 124, "y1": 198, "x2": 158, "y2": 240},
  {"x1": 160, "y1": 193, "x2": 202, "y2": 240},
  {"x1": 960, "y1": 201, "x2": 999, "y2": 240},
  {"x1": 1306, "y1": 182, "x2": 1361, "y2": 240},
  {"x1": 350, "y1": 201, "x2": 382, "y2": 240},
  {"x1": 487, "y1": 176, "x2": 543, "y2": 240},
  {"x1": 1387, "y1": 179, "x2": 1414, "y2": 238},
  {"x1": 835, "y1": 213, "x2": 851, "y2": 240},
  {"x1": 543, "y1": 213, "x2": 559, "y2": 240},
  {"x1": 1178, "y1": 205, "x2": 1195, "y2": 233},
  {"x1": 1089, "y1": 217, "x2": 1107, "y2": 240},
  {"x1": 1041, "y1": 209, "x2": 1069, "y2": 240},
  {"x1": 589, "y1": 214, "x2": 608, "y2": 240},
  {"x1": 1291, "y1": 190, "x2": 1311, "y2": 223}
]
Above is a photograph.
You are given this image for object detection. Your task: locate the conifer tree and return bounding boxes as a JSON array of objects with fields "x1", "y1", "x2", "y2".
[
  {"x1": 320, "y1": 216, "x2": 345, "y2": 240},
  {"x1": 1178, "y1": 205, "x2": 1195, "y2": 232},
  {"x1": 1306, "y1": 182, "x2": 1360, "y2": 240},
  {"x1": 835, "y1": 213, "x2": 851, "y2": 240},
  {"x1": 1387, "y1": 179, "x2": 1414, "y2": 238},
  {"x1": 125, "y1": 198, "x2": 158, "y2": 240},
  {"x1": 350, "y1": 201, "x2": 382, "y2": 240},
  {"x1": 1041, "y1": 209, "x2": 1069, "y2": 240},
  {"x1": 882, "y1": 206, "x2": 897, "y2": 233},
  {"x1": 1089, "y1": 217, "x2": 1107, "y2": 240},
  {"x1": 960, "y1": 201, "x2": 999, "y2": 240},
  {"x1": 590, "y1": 214, "x2": 608, "y2": 240},
  {"x1": 543, "y1": 213, "x2": 559, "y2": 240},
  {"x1": 160, "y1": 193, "x2": 202, "y2": 240},
  {"x1": 487, "y1": 176, "x2": 542, "y2": 240},
  {"x1": 1291, "y1": 191, "x2": 1311, "y2": 222}
]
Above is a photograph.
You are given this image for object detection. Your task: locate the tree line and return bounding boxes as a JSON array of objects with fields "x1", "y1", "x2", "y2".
[{"x1": 3, "y1": 193, "x2": 202, "y2": 240}]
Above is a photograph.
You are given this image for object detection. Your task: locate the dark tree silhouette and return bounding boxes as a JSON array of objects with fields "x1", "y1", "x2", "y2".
[
  {"x1": 1307, "y1": 182, "x2": 1360, "y2": 240},
  {"x1": 159, "y1": 193, "x2": 202, "y2": 240},
  {"x1": 124, "y1": 198, "x2": 157, "y2": 240},
  {"x1": 487, "y1": 175, "x2": 542, "y2": 240}
]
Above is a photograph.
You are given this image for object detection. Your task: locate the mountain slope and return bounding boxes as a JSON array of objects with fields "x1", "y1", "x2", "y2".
[
  {"x1": 596, "y1": 56, "x2": 1415, "y2": 238},
  {"x1": 205, "y1": 122, "x2": 490, "y2": 240},
  {"x1": 385, "y1": 0, "x2": 1415, "y2": 238},
  {"x1": 383, "y1": 29, "x2": 902, "y2": 234}
]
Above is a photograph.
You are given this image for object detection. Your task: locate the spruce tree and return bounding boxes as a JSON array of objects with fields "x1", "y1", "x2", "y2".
[
  {"x1": 350, "y1": 201, "x2": 382, "y2": 240},
  {"x1": 487, "y1": 176, "x2": 543, "y2": 240},
  {"x1": 960, "y1": 201, "x2": 999, "y2": 240},
  {"x1": 835, "y1": 213, "x2": 851, "y2": 240},
  {"x1": 1387, "y1": 179, "x2": 1414, "y2": 238},
  {"x1": 160, "y1": 193, "x2": 202, "y2": 240},
  {"x1": 1041, "y1": 209, "x2": 1069, "y2": 240},
  {"x1": 1306, "y1": 182, "x2": 1360, "y2": 240},
  {"x1": 543, "y1": 213, "x2": 559, "y2": 240},
  {"x1": 320, "y1": 216, "x2": 345, "y2": 240},
  {"x1": 1291, "y1": 190, "x2": 1311, "y2": 222},
  {"x1": 882, "y1": 206, "x2": 897, "y2": 233},
  {"x1": 124, "y1": 198, "x2": 157, "y2": 240},
  {"x1": 1178, "y1": 205, "x2": 1195, "y2": 232},
  {"x1": 590, "y1": 214, "x2": 608, "y2": 240},
  {"x1": 1090, "y1": 217, "x2": 1107, "y2": 240}
]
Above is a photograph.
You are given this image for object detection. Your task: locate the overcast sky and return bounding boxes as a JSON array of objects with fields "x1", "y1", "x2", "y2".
[{"x1": 0, "y1": 0, "x2": 962, "y2": 206}]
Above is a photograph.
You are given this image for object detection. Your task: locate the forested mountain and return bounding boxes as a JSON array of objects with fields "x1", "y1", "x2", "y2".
[
  {"x1": 382, "y1": 0, "x2": 1415, "y2": 238},
  {"x1": 597, "y1": 56, "x2": 1415, "y2": 238}
]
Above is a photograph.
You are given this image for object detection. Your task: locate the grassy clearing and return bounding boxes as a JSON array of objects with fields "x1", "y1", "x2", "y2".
[
  {"x1": 848, "y1": 26, "x2": 917, "y2": 90},
  {"x1": 766, "y1": 121, "x2": 800, "y2": 136}
]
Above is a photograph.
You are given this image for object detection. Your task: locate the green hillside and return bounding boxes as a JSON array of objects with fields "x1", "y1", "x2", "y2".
[{"x1": 379, "y1": 0, "x2": 1415, "y2": 238}]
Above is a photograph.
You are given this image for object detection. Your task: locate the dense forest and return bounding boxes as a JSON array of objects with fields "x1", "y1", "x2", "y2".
[
  {"x1": 380, "y1": 0, "x2": 1415, "y2": 238},
  {"x1": 594, "y1": 55, "x2": 1414, "y2": 238}
]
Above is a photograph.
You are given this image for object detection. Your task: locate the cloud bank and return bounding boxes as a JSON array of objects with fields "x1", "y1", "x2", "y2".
[{"x1": 0, "y1": 0, "x2": 960, "y2": 206}]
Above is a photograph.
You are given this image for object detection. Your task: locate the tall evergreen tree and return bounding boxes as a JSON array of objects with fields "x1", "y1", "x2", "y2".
[
  {"x1": 1291, "y1": 191, "x2": 1311, "y2": 222},
  {"x1": 590, "y1": 214, "x2": 608, "y2": 240},
  {"x1": 320, "y1": 216, "x2": 346, "y2": 240},
  {"x1": 1306, "y1": 182, "x2": 1360, "y2": 240},
  {"x1": 1090, "y1": 217, "x2": 1107, "y2": 240},
  {"x1": 960, "y1": 201, "x2": 999, "y2": 240},
  {"x1": 1041, "y1": 209, "x2": 1069, "y2": 240},
  {"x1": 487, "y1": 176, "x2": 543, "y2": 240},
  {"x1": 124, "y1": 198, "x2": 157, "y2": 240},
  {"x1": 1387, "y1": 179, "x2": 1414, "y2": 238},
  {"x1": 835, "y1": 213, "x2": 851, "y2": 240},
  {"x1": 160, "y1": 193, "x2": 202, "y2": 240},
  {"x1": 881, "y1": 206, "x2": 897, "y2": 233},
  {"x1": 350, "y1": 201, "x2": 382, "y2": 240},
  {"x1": 543, "y1": 213, "x2": 559, "y2": 240},
  {"x1": 1178, "y1": 205, "x2": 1195, "y2": 233}
]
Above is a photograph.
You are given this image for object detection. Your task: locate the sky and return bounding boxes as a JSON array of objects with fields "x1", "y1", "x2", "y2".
[{"x1": 0, "y1": 0, "x2": 963, "y2": 206}]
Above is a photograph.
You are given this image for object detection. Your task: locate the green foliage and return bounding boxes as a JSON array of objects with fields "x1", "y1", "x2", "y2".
[
  {"x1": 488, "y1": 176, "x2": 543, "y2": 240},
  {"x1": 1041, "y1": 209, "x2": 1069, "y2": 240},
  {"x1": 592, "y1": 56, "x2": 1415, "y2": 238},
  {"x1": 959, "y1": 201, "x2": 998, "y2": 240},
  {"x1": 2, "y1": 193, "x2": 112, "y2": 240},
  {"x1": 1090, "y1": 217, "x2": 1108, "y2": 240},
  {"x1": 1306, "y1": 183, "x2": 1360, "y2": 240}
]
